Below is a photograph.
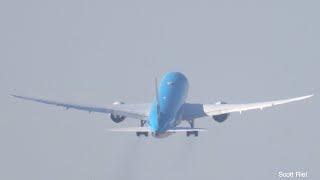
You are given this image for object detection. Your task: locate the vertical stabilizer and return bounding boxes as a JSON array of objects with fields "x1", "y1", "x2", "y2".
[{"x1": 155, "y1": 78, "x2": 160, "y2": 116}]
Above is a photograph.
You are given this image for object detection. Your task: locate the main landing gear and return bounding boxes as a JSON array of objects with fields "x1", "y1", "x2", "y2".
[
  {"x1": 136, "y1": 120, "x2": 148, "y2": 137},
  {"x1": 186, "y1": 119, "x2": 198, "y2": 137}
]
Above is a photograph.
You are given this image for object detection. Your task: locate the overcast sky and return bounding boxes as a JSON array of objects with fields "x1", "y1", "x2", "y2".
[{"x1": 0, "y1": 0, "x2": 319, "y2": 180}]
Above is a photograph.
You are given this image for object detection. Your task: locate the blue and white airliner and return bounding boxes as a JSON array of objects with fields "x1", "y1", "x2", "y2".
[{"x1": 12, "y1": 72, "x2": 313, "y2": 138}]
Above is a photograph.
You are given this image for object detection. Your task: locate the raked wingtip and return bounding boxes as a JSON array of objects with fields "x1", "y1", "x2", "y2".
[
  {"x1": 306, "y1": 94, "x2": 314, "y2": 99},
  {"x1": 298, "y1": 94, "x2": 314, "y2": 101},
  {"x1": 11, "y1": 94, "x2": 20, "y2": 99}
]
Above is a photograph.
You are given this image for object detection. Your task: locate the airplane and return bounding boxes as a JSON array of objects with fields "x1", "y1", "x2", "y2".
[{"x1": 12, "y1": 72, "x2": 313, "y2": 138}]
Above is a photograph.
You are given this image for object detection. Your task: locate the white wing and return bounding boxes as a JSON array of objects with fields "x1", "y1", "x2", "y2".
[
  {"x1": 183, "y1": 95, "x2": 313, "y2": 119},
  {"x1": 12, "y1": 95, "x2": 150, "y2": 120}
]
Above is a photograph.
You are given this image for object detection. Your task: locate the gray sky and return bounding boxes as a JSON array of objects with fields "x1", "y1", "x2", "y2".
[{"x1": 0, "y1": 0, "x2": 319, "y2": 180}]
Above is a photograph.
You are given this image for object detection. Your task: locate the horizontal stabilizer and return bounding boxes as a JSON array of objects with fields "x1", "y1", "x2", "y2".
[
  {"x1": 109, "y1": 127, "x2": 150, "y2": 132},
  {"x1": 167, "y1": 127, "x2": 207, "y2": 132},
  {"x1": 109, "y1": 127, "x2": 207, "y2": 133}
]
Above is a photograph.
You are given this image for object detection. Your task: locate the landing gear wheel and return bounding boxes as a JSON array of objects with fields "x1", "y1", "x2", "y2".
[
  {"x1": 136, "y1": 132, "x2": 148, "y2": 137},
  {"x1": 186, "y1": 131, "x2": 198, "y2": 137}
]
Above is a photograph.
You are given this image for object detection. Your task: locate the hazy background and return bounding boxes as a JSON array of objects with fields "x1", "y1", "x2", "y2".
[{"x1": 0, "y1": 0, "x2": 319, "y2": 179}]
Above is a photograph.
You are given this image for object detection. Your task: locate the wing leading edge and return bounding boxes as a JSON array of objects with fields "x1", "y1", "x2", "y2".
[
  {"x1": 12, "y1": 95, "x2": 150, "y2": 120},
  {"x1": 183, "y1": 95, "x2": 313, "y2": 119}
]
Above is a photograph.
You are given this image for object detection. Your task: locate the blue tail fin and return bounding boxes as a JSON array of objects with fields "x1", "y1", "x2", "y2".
[{"x1": 155, "y1": 78, "x2": 160, "y2": 116}]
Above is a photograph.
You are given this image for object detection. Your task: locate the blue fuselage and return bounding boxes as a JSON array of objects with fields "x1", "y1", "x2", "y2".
[{"x1": 149, "y1": 72, "x2": 189, "y2": 137}]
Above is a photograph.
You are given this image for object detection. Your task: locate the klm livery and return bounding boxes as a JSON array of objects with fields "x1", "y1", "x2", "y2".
[{"x1": 12, "y1": 72, "x2": 313, "y2": 138}]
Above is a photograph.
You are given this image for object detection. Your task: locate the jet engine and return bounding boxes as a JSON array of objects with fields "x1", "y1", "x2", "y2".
[
  {"x1": 212, "y1": 101, "x2": 230, "y2": 123},
  {"x1": 110, "y1": 114, "x2": 126, "y2": 123},
  {"x1": 110, "y1": 101, "x2": 126, "y2": 123}
]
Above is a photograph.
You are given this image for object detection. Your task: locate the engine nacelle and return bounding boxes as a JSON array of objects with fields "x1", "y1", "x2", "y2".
[
  {"x1": 110, "y1": 114, "x2": 126, "y2": 123},
  {"x1": 110, "y1": 101, "x2": 126, "y2": 123},
  {"x1": 212, "y1": 101, "x2": 230, "y2": 123}
]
